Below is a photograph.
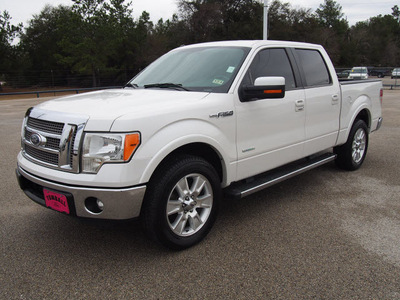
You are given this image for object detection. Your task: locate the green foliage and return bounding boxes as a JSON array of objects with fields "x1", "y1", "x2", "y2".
[
  {"x1": 268, "y1": 0, "x2": 317, "y2": 42},
  {"x1": 315, "y1": 0, "x2": 347, "y2": 30},
  {"x1": 0, "y1": 11, "x2": 22, "y2": 74},
  {"x1": 2, "y1": 0, "x2": 400, "y2": 88},
  {"x1": 351, "y1": 13, "x2": 400, "y2": 66},
  {"x1": 0, "y1": 11, "x2": 22, "y2": 45},
  {"x1": 177, "y1": 0, "x2": 263, "y2": 42},
  {"x1": 391, "y1": 5, "x2": 400, "y2": 22},
  {"x1": 20, "y1": 6, "x2": 75, "y2": 83}
]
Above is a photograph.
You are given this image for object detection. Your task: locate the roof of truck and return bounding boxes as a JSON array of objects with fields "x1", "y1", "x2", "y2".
[{"x1": 178, "y1": 40, "x2": 323, "y2": 50}]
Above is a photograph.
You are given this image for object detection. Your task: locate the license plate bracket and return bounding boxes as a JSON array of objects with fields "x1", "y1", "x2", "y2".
[{"x1": 43, "y1": 188, "x2": 70, "y2": 214}]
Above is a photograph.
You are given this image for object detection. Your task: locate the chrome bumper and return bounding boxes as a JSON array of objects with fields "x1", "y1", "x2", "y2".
[{"x1": 16, "y1": 165, "x2": 146, "y2": 220}]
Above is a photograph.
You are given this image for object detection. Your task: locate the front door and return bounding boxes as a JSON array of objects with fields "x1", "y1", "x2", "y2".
[{"x1": 235, "y1": 48, "x2": 306, "y2": 181}]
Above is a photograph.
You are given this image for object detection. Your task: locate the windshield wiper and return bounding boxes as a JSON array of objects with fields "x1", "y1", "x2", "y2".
[
  {"x1": 123, "y1": 82, "x2": 138, "y2": 89},
  {"x1": 144, "y1": 83, "x2": 189, "y2": 91}
]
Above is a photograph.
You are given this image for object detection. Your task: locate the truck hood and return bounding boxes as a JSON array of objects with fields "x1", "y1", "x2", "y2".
[{"x1": 35, "y1": 88, "x2": 210, "y2": 131}]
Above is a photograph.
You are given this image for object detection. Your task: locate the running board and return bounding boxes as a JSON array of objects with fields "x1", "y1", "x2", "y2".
[{"x1": 224, "y1": 152, "x2": 337, "y2": 200}]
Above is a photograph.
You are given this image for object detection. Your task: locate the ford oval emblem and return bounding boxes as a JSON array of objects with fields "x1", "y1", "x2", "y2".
[{"x1": 30, "y1": 133, "x2": 41, "y2": 146}]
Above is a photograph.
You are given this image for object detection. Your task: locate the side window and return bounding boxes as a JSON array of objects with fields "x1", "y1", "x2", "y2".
[
  {"x1": 295, "y1": 49, "x2": 331, "y2": 87},
  {"x1": 242, "y1": 48, "x2": 296, "y2": 91}
]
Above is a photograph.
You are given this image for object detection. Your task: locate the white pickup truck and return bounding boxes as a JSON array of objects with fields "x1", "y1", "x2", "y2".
[{"x1": 17, "y1": 40, "x2": 383, "y2": 249}]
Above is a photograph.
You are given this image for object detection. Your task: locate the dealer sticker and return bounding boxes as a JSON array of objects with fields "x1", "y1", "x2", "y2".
[
  {"x1": 226, "y1": 66, "x2": 235, "y2": 73},
  {"x1": 212, "y1": 79, "x2": 224, "y2": 85}
]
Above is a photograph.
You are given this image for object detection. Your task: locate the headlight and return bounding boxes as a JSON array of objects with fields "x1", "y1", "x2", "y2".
[{"x1": 82, "y1": 132, "x2": 140, "y2": 173}]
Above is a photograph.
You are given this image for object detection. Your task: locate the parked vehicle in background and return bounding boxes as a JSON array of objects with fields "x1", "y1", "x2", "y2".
[
  {"x1": 391, "y1": 68, "x2": 400, "y2": 79},
  {"x1": 369, "y1": 68, "x2": 391, "y2": 78},
  {"x1": 348, "y1": 67, "x2": 368, "y2": 80},
  {"x1": 16, "y1": 40, "x2": 383, "y2": 249},
  {"x1": 336, "y1": 69, "x2": 351, "y2": 79}
]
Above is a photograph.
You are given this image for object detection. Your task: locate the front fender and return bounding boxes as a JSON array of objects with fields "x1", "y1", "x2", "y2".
[{"x1": 135, "y1": 119, "x2": 236, "y2": 187}]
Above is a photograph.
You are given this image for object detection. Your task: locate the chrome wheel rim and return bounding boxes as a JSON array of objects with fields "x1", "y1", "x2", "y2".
[
  {"x1": 352, "y1": 128, "x2": 366, "y2": 164},
  {"x1": 166, "y1": 173, "x2": 213, "y2": 237}
]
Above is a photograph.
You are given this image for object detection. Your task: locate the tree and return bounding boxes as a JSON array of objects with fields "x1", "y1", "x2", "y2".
[
  {"x1": 346, "y1": 8, "x2": 400, "y2": 67},
  {"x1": 60, "y1": 0, "x2": 148, "y2": 86},
  {"x1": 268, "y1": 0, "x2": 317, "y2": 42},
  {"x1": 20, "y1": 5, "x2": 75, "y2": 86},
  {"x1": 0, "y1": 10, "x2": 22, "y2": 88},
  {"x1": 177, "y1": 0, "x2": 263, "y2": 42},
  {"x1": 102, "y1": 0, "x2": 139, "y2": 82},
  {"x1": 392, "y1": 5, "x2": 400, "y2": 22},
  {"x1": 313, "y1": 0, "x2": 349, "y2": 65},
  {"x1": 6, "y1": 0, "x2": 400, "y2": 90},
  {"x1": 67, "y1": 0, "x2": 111, "y2": 86},
  {"x1": 315, "y1": 0, "x2": 348, "y2": 32}
]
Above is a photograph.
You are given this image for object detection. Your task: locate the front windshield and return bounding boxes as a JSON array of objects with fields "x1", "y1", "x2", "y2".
[{"x1": 129, "y1": 46, "x2": 250, "y2": 93}]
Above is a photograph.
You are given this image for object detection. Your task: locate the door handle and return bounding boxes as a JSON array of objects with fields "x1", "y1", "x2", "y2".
[
  {"x1": 332, "y1": 94, "x2": 339, "y2": 105},
  {"x1": 295, "y1": 99, "x2": 305, "y2": 112}
]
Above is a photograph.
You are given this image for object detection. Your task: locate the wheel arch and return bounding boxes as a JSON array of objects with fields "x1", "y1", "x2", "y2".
[
  {"x1": 157, "y1": 143, "x2": 222, "y2": 180},
  {"x1": 354, "y1": 108, "x2": 371, "y2": 130},
  {"x1": 337, "y1": 105, "x2": 372, "y2": 147},
  {"x1": 142, "y1": 141, "x2": 229, "y2": 188},
  {"x1": 346, "y1": 108, "x2": 371, "y2": 142}
]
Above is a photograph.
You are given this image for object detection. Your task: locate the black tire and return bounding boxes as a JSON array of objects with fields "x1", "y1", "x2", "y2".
[
  {"x1": 142, "y1": 155, "x2": 221, "y2": 250},
  {"x1": 334, "y1": 119, "x2": 369, "y2": 171}
]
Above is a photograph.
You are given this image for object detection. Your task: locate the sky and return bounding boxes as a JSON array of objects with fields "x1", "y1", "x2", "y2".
[{"x1": 2, "y1": 0, "x2": 399, "y2": 28}]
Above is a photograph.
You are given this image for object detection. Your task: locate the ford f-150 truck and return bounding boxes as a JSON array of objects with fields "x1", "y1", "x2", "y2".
[{"x1": 16, "y1": 40, "x2": 383, "y2": 249}]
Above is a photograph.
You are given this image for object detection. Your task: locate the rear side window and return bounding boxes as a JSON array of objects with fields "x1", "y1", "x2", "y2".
[
  {"x1": 242, "y1": 48, "x2": 296, "y2": 91},
  {"x1": 295, "y1": 49, "x2": 331, "y2": 87}
]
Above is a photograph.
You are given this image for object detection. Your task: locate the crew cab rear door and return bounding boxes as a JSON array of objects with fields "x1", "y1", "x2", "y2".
[
  {"x1": 234, "y1": 48, "x2": 306, "y2": 180},
  {"x1": 293, "y1": 48, "x2": 341, "y2": 156}
]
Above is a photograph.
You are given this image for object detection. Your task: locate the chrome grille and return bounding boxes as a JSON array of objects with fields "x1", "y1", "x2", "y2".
[
  {"x1": 69, "y1": 131, "x2": 78, "y2": 166},
  {"x1": 46, "y1": 137, "x2": 61, "y2": 150},
  {"x1": 25, "y1": 130, "x2": 60, "y2": 150},
  {"x1": 25, "y1": 144, "x2": 59, "y2": 165},
  {"x1": 25, "y1": 130, "x2": 32, "y2": 141},
  {"x1": 22, "y1": 111, "x2": 87, "y2": 173},
  {"x1": 27, "y1": 117, "x2": 64, "y2": 135}
]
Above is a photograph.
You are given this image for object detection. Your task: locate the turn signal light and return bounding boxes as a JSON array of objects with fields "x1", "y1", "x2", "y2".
[
  {"x1": 124, "y1": 133, "x2": 140, "y2": 161},
  {"x1": 264, "y1": 89, "x2": 283, "y2": 94}
]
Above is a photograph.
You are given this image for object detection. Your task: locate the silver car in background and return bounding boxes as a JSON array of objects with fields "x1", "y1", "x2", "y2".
[
  {"x1": 391, "y1": 68, "x2": 400, "y2": 79},
  {"x1": 348, "y1": 67, "x2": 368, "y2": 80}
]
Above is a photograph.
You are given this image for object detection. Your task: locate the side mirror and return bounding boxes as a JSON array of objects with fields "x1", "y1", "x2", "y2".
[{"x1": 240, "y1": 76, "x2": 286, "y2": 102}]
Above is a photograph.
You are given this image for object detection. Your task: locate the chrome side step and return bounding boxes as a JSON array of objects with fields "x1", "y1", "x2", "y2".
[{"x1": 224, "y1": 152, "x2": 337, "y2": 200}]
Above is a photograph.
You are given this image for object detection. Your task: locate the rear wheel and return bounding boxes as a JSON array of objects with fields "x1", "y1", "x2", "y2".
[
  {"x1": 334, "y1": 119, "x2": 369, "y2": 171},
  {"x1": 142, "y1": 155, "x2": 221, "y2": 250}
]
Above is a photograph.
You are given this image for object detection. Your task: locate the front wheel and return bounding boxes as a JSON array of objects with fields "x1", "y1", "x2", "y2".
[
  {"x1": 142, "y1": 155, "x2": 221, "y2": 250},
  {"x1": 334, "y1": 119, "x2": 369, "y2": 171}
]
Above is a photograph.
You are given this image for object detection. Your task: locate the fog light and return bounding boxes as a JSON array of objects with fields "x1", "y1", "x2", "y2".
[
  {"x1": 85, "y1": 197, "x2": 104, "y2": 214},
  {"x1": 96, "y1": 199, "x2": 104, "y2": 211}
]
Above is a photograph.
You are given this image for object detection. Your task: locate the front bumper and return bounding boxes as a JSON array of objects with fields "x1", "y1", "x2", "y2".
[{"x1": 16, "y1": 165, "x2": 146, "y2": 220}]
